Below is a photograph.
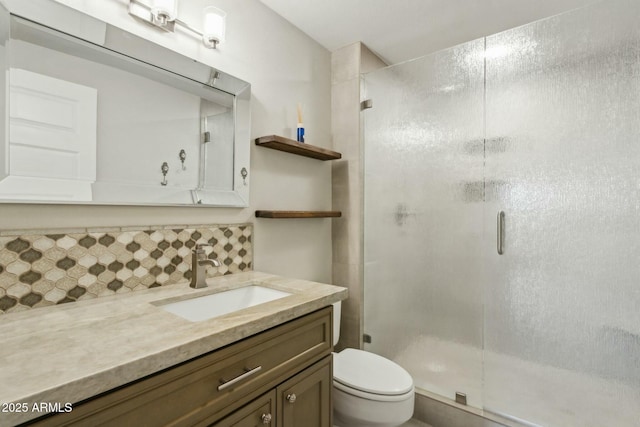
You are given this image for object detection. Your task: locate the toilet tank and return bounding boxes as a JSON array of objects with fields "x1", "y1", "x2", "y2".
[{"x1": 332, "y1": 301, "x2": 341, "y2": 346}]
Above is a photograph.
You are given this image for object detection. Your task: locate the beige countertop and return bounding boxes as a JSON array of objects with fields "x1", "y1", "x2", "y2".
[{"x1": 0, "y1": 271, "x2": 347, "y2": 426}]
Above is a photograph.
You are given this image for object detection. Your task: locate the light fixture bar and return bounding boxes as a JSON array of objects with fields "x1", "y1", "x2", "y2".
[{"x1": 174, "y1": 17, "x2": 206, "y2": 38}]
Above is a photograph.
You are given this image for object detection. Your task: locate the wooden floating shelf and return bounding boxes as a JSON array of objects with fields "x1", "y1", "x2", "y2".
[
  {"x1": 255, "y1": 135, "x2": 342, "y2": 161},
  {"x1": 255, "y1": 210, "x2": 342, "y2": 219}
]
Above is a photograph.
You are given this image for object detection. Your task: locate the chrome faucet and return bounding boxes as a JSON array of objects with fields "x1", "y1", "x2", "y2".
[{"x1": 190, "y1": 244, "x2": 221, "y2": 289}]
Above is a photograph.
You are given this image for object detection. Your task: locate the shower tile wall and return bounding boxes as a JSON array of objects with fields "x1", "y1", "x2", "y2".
[
  {"x1": 331, "y1": 42, "x2": 386, "y2": 350},
  {"x1": 0, "y1": 224, "x2": 252, "y2": 313},
  {"x1": 413, "y1": 393, "x2": 509, "y2": 427}
]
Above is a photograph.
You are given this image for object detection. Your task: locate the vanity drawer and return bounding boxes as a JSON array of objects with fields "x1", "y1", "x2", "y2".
[{"x1": 28, "y1": 306, "x2": 332, "y2": 427}]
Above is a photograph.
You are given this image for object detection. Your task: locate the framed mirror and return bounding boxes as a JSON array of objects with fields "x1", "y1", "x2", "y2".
[{"x1": 0, "y1": 1, "x2": 250, "y2": 206}]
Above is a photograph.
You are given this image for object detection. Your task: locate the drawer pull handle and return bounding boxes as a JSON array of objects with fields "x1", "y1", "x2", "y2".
[
  {"x1": 217, "y1": 365, "x2": 262, "y2": 391},
  {"x1": 286, "y1": 393, "x2": 297, "y2": 404},
  {"x1": 261, "y1": 413, "x2": 272, "y2": 424}
]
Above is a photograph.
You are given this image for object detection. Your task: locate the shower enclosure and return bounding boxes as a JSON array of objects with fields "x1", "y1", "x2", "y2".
[{"x1": 363, "y1": 0, "x2": 640, "y2": 426}]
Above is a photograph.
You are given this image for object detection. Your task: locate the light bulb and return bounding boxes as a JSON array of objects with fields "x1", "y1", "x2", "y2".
[{"x1": 203, "y1": 6, "x2": 226, "y2": 48}]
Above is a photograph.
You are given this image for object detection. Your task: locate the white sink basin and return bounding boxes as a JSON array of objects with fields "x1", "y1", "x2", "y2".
[{"x1": 158, "y1": 285, "x2": 292, "y2": 322}]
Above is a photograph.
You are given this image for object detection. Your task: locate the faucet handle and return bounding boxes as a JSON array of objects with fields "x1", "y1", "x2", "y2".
[
  {"x1": 195, "y1": 243, "x2": 214, "y2": 254},
  {"x1": 194, "y1": 243, "x2": 215, "y2": 261}
]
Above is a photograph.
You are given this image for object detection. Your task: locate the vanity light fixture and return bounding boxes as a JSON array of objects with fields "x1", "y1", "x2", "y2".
[{"x1": 128, "y1": 0, "x2": 226, "y2": 49}]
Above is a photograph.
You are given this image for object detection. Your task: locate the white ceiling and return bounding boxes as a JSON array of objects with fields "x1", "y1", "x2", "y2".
[{"x1": 259, "y1": 0, "x2": 598, "y2": 65}]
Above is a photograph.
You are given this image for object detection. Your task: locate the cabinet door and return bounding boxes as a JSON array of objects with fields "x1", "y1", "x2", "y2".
[
  {"x1": 212, "y1": 390, "x2": 276, "y2": 427},
  {"x1": 277, "y1": 356, "x2": 332, "y2": 427},
  {"x1": 2, "y1": 68, "x2": 98, "y2": 201}
]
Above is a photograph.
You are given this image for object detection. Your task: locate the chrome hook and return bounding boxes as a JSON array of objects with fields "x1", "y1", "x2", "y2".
[
  {"x1": 161, "y1": 162, "x2": 169, "y2": 186},
  {"x1": 179, "y1": 149, "x2": 186, "y2": 170},
  {"x1": 241, "y1": 167, "x2": 248, "y2": 186}
]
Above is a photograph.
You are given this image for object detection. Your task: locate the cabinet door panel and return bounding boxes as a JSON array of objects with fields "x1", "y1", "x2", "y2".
[
  {"x1": 212, "y1": 391, "x2": 275, "y2": 427},
  {"x1": 277, "y1": 356, "x2": 332, "y2": 427}
]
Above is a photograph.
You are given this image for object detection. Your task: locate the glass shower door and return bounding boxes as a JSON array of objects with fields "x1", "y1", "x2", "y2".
[
  {"x1": 363, "y1": 40, "x2": 486, "y2": 407},
  {"x1": 483, "y1": 0, "x2": 640, "y2": 425}
]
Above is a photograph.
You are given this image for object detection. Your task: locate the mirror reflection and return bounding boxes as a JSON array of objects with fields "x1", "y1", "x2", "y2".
[{"x1": 0, "y1": 6, "x2": 250, "y2": 206}]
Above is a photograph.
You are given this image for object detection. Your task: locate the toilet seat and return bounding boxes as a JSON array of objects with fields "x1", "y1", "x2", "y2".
[{"x1": 333, "y1": 349, "x2": 414, "y2": 402}]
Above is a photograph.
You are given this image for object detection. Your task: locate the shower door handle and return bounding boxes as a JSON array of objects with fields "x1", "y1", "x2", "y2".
[{"x1": 497, "y1": 211, "x2": 505, "y2": 255}]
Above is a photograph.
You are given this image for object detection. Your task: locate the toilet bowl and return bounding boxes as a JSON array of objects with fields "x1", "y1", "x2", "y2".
[{"x1": 332, "y1": 302, "x2": 414, "y2": 427}]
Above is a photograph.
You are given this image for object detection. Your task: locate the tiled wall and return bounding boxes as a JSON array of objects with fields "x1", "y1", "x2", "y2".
[
  {"x1": 331, "y1": 43, "x2": 387, "y2": 350},
  {"x1": 414, "y1": 392, "x2": 512, "y2": 427},
  {"x1": 0, "y1": 224, "x2": 252, "y2": 314}
]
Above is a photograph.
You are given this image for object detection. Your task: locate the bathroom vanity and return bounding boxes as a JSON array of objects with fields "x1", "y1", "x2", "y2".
[
  {"x1": 30, "y1": 308, "x2": 332, "y2": 426},
  {"x1": 0, "y1": 272, "x2": 346, "y2": 426}
]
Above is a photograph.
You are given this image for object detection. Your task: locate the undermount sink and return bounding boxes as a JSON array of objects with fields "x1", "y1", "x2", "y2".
[{"x1": 158, "y1": 285, "x2": 292, "y2": 322}]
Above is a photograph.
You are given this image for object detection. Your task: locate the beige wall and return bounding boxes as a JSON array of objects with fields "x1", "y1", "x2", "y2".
[
  {"x1": 331, "y1": 42, "x2": 386, "y2": 350},
  {"x1": 0, "y1": 0, "x2": 333, "y2": 283}
]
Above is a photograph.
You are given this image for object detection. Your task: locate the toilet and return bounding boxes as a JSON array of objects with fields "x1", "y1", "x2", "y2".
[{"x1": 332, "y1": 302, "x2": 415, "y2": 427}]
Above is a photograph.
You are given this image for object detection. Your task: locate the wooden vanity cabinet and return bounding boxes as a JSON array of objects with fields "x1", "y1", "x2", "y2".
[{"x1": 27, "y1": 307, "x2": 333, "y2": 427}]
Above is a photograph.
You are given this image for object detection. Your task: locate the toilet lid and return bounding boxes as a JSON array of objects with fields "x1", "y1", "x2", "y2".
[{"x1": 333, "y1": 349, "x2": 414, "y2": 396}]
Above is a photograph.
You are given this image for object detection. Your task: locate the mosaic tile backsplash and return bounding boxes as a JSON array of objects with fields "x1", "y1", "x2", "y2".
[{"x1": 0, "y1": 224, "x2": 252, "y2": 314}]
